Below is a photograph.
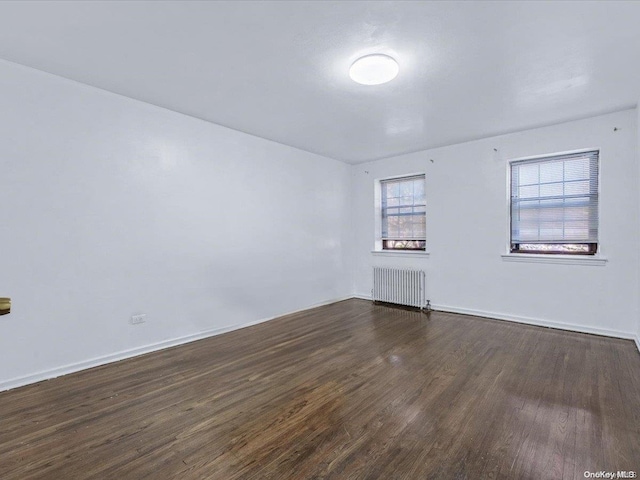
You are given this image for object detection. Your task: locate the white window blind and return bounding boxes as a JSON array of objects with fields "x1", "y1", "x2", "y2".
[
  {"x1": 510, "y1": 151, "x2": 599, "y2": 249},
  {"x1": 381, "y1": 175, "x2": 426, "y2": 241}
]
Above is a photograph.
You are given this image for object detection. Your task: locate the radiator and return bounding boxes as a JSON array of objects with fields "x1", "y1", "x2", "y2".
[{"x1": 372, "y1": 267, "x2": 426, "y2": 309}]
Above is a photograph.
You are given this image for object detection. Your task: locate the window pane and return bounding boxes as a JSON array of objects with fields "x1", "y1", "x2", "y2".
[
  {"x1": 519, "y1": 185, "x2": 539, "y2": 199},
  {"x1": 514, "y1": 243, "x2": 593, "y2": 254},
  {"x1": 413, "y1": 179, "x2": 425, "y2": 197},
  {"x1": 381, "y1": 175, "x2": 426, "y2": 241},
  {"x1": 510, "y1": 151, "x2": 598, "y2": 252},
  {"x1": 564, "y1": 158, "x2": 590, "y2": 181},
  {"x1": 539, "y1": 182, "x2": 563, "y2": 197},
  {"x1": 565, "y1": 180, "x2": 589, "y2": 195},
  {"x1": 539, "y1": 161, "x2": 563, "y2": 184},
  {"x1": 400, "y1": 182, "x2": 413, "y2": 197},
  {"x1": 383, "y1": 240, "x2": 426, "y2": 250},
  {"x1": 564, "y1": 221, "x2": 589, "y2": 240},
  {"x1": 399, "y1": 196, "x2": 414, "y2": 207},
  {"x1": 519, "y1": 164, "x2": 539, "y2": 185}
]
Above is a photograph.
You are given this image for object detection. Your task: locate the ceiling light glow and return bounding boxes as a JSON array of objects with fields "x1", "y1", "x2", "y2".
[{"x1": 349, "y1": 54, "x2": 399, "y2": 86}]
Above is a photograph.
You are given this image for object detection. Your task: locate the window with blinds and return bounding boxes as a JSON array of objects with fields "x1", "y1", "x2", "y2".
[
  {"x1": 510, "y1": 150, "x2": 599, "y2": 255},
  {"x1": 381, "y1": 175, "x2": 426, "y2": 250}
]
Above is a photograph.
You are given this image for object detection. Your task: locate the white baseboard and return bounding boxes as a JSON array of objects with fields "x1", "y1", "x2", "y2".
[
  {"x1": 354, "y1": 292, "x2": 637, "y2": 345},
  {"x1": 0, "y1": 295, "x2": 352, "y2": 393},
  {"x1": 431, "y1": 304, "x2": 636, "y2": 341},
  {"x1": 353, "y1": 293, "x2": 372, "y2": 301}
]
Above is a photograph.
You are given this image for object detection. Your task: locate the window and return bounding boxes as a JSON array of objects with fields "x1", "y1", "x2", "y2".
[
  {"x1": 510, "y1": 150, "x2": 599, "y2": 255},
  {"x1": 381, "y1": 175, "x2": 426, "y2": 250}
]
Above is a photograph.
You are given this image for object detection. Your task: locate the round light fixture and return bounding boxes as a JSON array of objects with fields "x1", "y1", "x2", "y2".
[{"x1": 349, "y1": 54, "x2": 399, "y2": 85}]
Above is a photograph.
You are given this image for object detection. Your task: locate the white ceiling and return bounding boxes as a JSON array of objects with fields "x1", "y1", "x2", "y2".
[{"x1": 0, "y1": 1, "x2": 638, "y2": 164}]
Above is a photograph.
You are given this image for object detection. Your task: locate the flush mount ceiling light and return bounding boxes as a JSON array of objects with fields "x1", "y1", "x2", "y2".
[{"x1": 349, "y1": 54, "x2": 399, "y2": 86}]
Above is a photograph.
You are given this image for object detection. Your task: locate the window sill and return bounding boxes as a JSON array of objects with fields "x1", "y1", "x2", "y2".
[
  {"x1": 501, "y1": 253, "x2": 607, "y2": 266},
  {"x1": 371, "y1": 250, "x2": 430, "y2": 258}
]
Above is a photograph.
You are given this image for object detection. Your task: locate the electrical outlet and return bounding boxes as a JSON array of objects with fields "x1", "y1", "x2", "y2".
[{"x1": 130, "y1": 314, "x2": 146, "y2": 325}]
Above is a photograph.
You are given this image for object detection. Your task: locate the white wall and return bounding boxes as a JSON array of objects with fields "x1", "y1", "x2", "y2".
[
  {"x1": 0, "y1": 60, "x2": 352, "y2": 390},
  {"x1": 1, "y1": 58, "x2": 638, "y2": 392},
  {"x1": 637, "y1": 103, "x2": 640, "y2": 349},
  {"x1": 352, "y1": 109, "x2": 639, "y2": 339}
]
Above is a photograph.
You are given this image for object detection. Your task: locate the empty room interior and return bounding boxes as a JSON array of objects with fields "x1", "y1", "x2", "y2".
[{"x1": 1, "y1": 1, "x2": 640, "y2": 479}]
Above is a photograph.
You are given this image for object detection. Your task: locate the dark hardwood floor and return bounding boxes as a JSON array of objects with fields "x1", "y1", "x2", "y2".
[{"x1": 1, "y1": 299, "x2": 639, "y2": 479}]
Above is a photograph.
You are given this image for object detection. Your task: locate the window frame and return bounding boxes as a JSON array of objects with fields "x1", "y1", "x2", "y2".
[
  {"x1": 375, "y1": 173, "x2": 427, "y2": 252},
  {"x1": 506, "y1": 148, "x2": 600, "y2": 257}
]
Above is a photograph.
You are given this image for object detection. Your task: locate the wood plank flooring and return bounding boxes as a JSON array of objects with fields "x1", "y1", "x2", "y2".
[{"x1": 1, "y1": 299, "x2": 639, "y2": 479}]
